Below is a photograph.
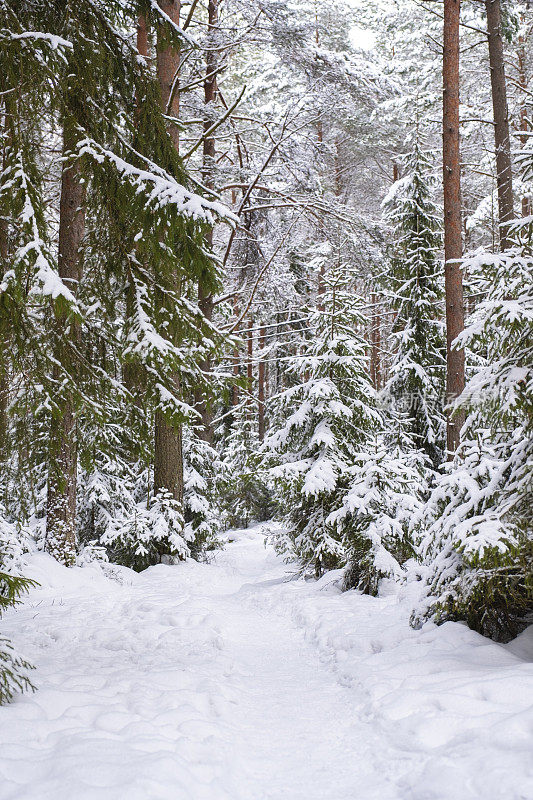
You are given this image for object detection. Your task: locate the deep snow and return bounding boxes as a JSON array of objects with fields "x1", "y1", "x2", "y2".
[{"x1": 1, "y1": 526, "x2": 532, "y2": 800}]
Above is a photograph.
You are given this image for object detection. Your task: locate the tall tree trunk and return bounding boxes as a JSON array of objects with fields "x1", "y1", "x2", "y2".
[
  {"x1": 334, "y1": 139, "x2": 342, "y2": 197},
  {"x1": 314, "y1": 1, "x2": 323, "y2": 145},
  {"x1": 0, "y1": 98, "x2": 11, "y2": 458},
  {"x1": 317, "y1": 263, "x2": 325, "y2": 312},
  {"x1": 194, "y1": 0, "x2": 218, "y2": 445},
  {"x1": 258, "y1": 325, "x2": 266, "y2": 441},
  {"x1": 232, "y1": 298, "x2": 240, "y2": 407},
  {"x1": 371, "y1": 297, "x2": 382, "y2": 392},
  {"x1": 154, "y1": 0, "x2": 184, "y2": 504},
  {"x1": 517, "y1": 28, "x2": 532, "y2": 217},
  {"x1": 485, "y1": 0, "x2": 515, "y2": 249},
  {"x1": 443, "y1": 0, "x2": 465, "y2": 455},
  {"x1": 46, "y1": 122, "x2": 85, "y2": 565},
  {"x1": 157, "y1": 1, "x2": 180, "y2": 149},
  {"x1": 124, "y1": 14, "x2": 150, "y2": 402},
  {"x1": 247, "y1": 316, "x2": 253, "y2": 417},
  {"x1": 137, "y1": 13, "x2": 149, "y2": 61}
]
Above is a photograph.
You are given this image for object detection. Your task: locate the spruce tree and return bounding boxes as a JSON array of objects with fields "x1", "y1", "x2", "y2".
[
  {"x1": 267, "y1": 259, "x2": 380, "y2": 576},
  {"x1": 414, "y1": 246, "x2": 533, "y2": 641},
  {"x1": 0, "y1": 1, "x2": 231, "y2": 567},
  {"x1": 0, "y1": 508, "x2": 35, "y2": 704},
  {"x1": 381, "y1": 144, "x2": 446, "y2": 467}
]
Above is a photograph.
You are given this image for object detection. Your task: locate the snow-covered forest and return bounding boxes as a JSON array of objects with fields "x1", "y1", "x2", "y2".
[{"x1": 0, "y1": 0, "x2": 532, "y2": 797}]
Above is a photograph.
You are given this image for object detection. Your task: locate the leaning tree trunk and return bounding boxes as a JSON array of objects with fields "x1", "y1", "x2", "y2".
[
  {"x1": 443, "y1": 0, "x2": 465, "y2": 456},
  {"x1": 154, "y1": 0, "x2": 184, "y2": 504},
  {"x1": 46, "y1": 121, "x2": 85, "y2": 565},
  {"x1": 485, "y1": 0, "x2": 515, "y2": 250}
]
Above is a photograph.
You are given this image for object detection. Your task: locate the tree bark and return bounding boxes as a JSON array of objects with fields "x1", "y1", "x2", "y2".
[
  {"x1": 46, "y1": 122, "x2": 85, "y2": 565},
  {"x1": 258, "y1": 325, "x2": 266, "y2": 440},
  {"x1": 194, "y1": 0, "x2": 218, "y2": 445},
  {"x1": 137, "y1": 13, "x2": 149, "y2": 62},
  {"x1": 247, "y1": 316, "x2": 253, "y2": 417},
  {"x1": 517, "y1": 28, "x2": 532, "y2": 217},
  {"x1": 232, "y1": 350, "x2": 240, "y2": 406},
  {"x1": 443, "y1": 0, "x2": 465, "y2": 455},
  {"x1": 370, "y1": 294, "x2": 382, "y2": 391},
  {"x1": 232, "y1": 298, "x2": 240, "y2": 407},
  {"x1": 0, "y1": 98, "x2": 11, "y2": 458},
  {"x1": 485, "y1": 0, "x2": 515, "y2": 249},
  {"x1": 196, "y1": 282, "x2": 214, "y2": 443},
  {"x1": 156, "y1": 0, "x2": 181, "y2": 149},
  {"x1": 154, "y1": 0, "x2": 184, "y2": 504},
  {"x1": 124, "y1": 14, "x2": 150, "y2": 403}
]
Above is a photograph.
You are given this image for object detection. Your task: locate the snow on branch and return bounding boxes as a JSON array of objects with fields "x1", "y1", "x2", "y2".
[
  {"x1": 147, "y1": 0, "x2": 197, "y2": 48},
  {"x1": 77, "y1": 138, "x2": 236, "y2": 225},
  {"x1": 0, "y1": 30, "x2": 73, "y2": 50},
  {"x1": 1, "y1": 154, "x2": 80, "y2": 310}
]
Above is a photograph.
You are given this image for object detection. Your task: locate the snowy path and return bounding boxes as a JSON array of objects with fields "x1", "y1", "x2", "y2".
[{"x1": 1, "y1": 527, "x2": 532, "y2": 800}]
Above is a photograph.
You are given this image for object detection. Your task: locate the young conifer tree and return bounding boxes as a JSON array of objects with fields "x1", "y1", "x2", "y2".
[
  {"x1": 0, "y1": 507, "x2": 35, "y2": 704},
  {"x1": 413, "y1": 245, "x2": 533, "y2": 641},
  {"x1": 266, "y1": 253, "x2": 381, "y2": 576},
  {"x1": 381, "y1": 144, "x2": 446, "y2": 467}
]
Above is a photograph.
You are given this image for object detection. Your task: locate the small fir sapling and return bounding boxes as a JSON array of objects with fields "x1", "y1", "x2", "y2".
[{"x1": 0, "y1": 508, "x2": 36, "y2": 704}]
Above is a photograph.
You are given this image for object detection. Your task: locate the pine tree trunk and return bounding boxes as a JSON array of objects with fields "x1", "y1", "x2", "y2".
[
  {"x1": 194, "y1": 0, "x2": 218, "y2": 445},
  {"x1": 517, "y1": 29, "x2": 532, "y2": 217},
  {"x1": 124, "y1": 14, "x2": 150, "y2": 403},
  {"x1": 137, "y1": 13, "x2": 149, "y2": 61},
  {"x1": 317, "y1": 263, "x2": 325, "y2": 312},
  {"x1": 375, "y1": 306, "x2": 381, "y2": 391},
  {"x1": 485, "y1": 0, "x2": 514, "y2": 249},
  {"x1": 232, "y1": 298, "x2": 240, "y2": 406},
  {"x1": 369, "y1": 293, "x2": 382, "y2": 391},
  {"x1": 157, "y1": 1, "x2": 181, "y2": 149},
  {"x1": 154, "y1": 0, "x2": 184, "y2": 505},
  {"x1": 334, "y1": 139, "x2": 342, "y2": 197},
  {"x1": 443, "y1": 0, "x2": 465, "y2": 455},
  {"x1": 247, "y1": 316, "x2": 253, "y2": 417},
  {"x1": 154, "y1": 400, "x2": 183, "y2": 501},
  {"x1": 0, "y1": 100, "x2": 10, "y2": 458},
  {"x1": 46, "y1": 122, "x2": 85, "y2": 565},
  {"x1": 258, "y1": 325, "x2": 266, "y2": 440},
  {"x1": 196, "y1": 283, "x2": 214, "y2": 443}
]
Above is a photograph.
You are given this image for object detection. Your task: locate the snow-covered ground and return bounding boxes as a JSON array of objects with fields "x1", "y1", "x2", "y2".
[{"x1": 1, "y1": 526, "x2": 532, "y2": 800}]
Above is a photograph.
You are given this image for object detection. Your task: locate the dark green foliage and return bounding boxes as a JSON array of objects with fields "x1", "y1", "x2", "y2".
[
  {"x1": 0, "y1": 571, "x2": 36, "y2": 704},
  {"x1": 381, "y1": 145, "x2": 446, "y2": 467},
  {"x1": 0, "y1": 0, "x2": 229, "y2": 565},
  {"x1": 414, "y1": 249, "x2": 533, "y2": 642}
]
